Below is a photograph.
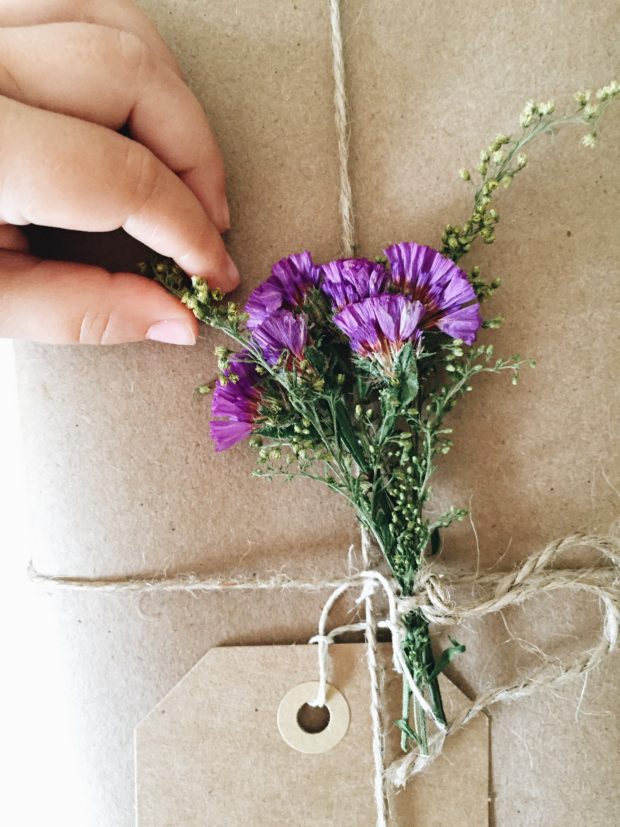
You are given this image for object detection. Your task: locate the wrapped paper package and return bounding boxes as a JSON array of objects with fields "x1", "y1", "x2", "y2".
[{"x1": 14, "y1": 1, "x2": 619, "y2": 824}]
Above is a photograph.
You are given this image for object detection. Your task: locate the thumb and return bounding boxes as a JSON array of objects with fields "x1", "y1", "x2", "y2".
[{"x1": 0, "y1": 251, "x2": 199, "y2": 345}]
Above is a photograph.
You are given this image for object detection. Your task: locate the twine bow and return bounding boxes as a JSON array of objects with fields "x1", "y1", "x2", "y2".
[{"x1": 306, "y1": 529, "x2": 619, "y2": 825}]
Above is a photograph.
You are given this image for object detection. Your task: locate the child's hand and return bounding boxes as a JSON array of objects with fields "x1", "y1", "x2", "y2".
[{"x1": 0, "y1": 0, "x2": 238, "y2": 345}]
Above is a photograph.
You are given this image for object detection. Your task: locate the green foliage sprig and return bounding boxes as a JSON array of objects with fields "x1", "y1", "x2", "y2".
[{"x1": 442, "y1": 79, "x2": 620, "y2": 275}]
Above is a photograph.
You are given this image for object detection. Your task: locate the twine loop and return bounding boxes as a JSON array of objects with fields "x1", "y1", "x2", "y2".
[{"x1": 306, "y1": 530, "x2": 619, "y2": 804}]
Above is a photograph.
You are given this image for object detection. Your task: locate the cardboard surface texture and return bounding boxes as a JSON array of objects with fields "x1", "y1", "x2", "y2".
[
  {"x1": 135, "y1": 644, "x2": 489, "y2": 826},
  {"x1": 13, "y1": 1, "x2": 619, "y2": 825}
]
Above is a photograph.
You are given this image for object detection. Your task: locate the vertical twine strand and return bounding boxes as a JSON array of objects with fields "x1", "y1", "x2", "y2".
[
  {"x1": 329, "y1": 2, "x2": 383, "y2": 815},
  {"x1": 329, "y1": 0, "x2": 356, "y2": 257},
  {"x1": 360, "y1": 526, "x2": 388, "y2": 827}
]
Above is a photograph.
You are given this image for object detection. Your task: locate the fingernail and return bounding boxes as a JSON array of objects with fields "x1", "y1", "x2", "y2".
[
  {"x1": 225, "y1": 253, "x2": 240, "y2": 289},
  {"x1": 146, "y1": 319, "x2": 196, "y2": 346}
]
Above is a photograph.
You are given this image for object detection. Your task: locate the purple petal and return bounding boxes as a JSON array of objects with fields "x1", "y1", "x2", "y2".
[
  {"x1": 385, "y1": 242, "x2": 456, "y2": 296},
  {"x1": 436, "y1": 270, "x2": 477, "y2": 308},
  {"x1": 333, "y1": 301, "x2": 379, "y2": 353},
  {"x1": 244, "y1": 281, "x2": 288, "y2": 330},
  {"x1": 333, "y1": 294, "x2": 423, "y2": 357},
  {"x1": 374, "y1": 296, "x2": 424, "y2": 343},
  {"x1": 318, "y1": 258, "x2": 388, "y2": 310},
  {"x1": 209, "y1": 419, "x2": 254, "y2": 452},
  {"x1": 271, "y1": 251, "x2": 317, "y2": 291},
  {"x1": 384, "y1": 241, "x2": 481, "y2": 342},
  {"x1": 435, "y1": 303, "x2": 482, "y2": 345},
  {"x1": 210, "y1": 354, "x2": 262, "y2": 451},
  {"x1": 251, "y1": 311, "x2": 308, "y2": 365},
  {"x1": 245, "y1": 251, "x2": 316, "y2": 329}
]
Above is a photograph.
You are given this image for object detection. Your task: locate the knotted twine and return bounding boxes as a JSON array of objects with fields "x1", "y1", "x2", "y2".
[
  {"x1": 26, "y1": 2, "x2": 620, "y2": 825},
  {"x1": 29, "y1": 531, "x2": 620, "y2": 823}
]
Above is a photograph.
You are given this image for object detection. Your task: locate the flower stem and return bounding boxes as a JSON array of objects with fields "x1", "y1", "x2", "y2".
[
  {"x1": 412, "y1": 691, "x2": 428, "y2": 756},
  {"x1": 400, "y1": 679, "x2": 411, "y2": 752},
  {"x1": 399, "y1": 610, "x2": 447, "y2": 754}
]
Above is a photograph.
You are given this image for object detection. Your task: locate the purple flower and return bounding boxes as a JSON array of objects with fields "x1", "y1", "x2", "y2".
[
  {"x1": 245, "y1": 251, "x2": 317, "y2": 329},
  {"x1": 384, "y1": 242, "x2": 481, "y2": 344},
  {"x1": 317, "y1": 258, "x2": 388, "y2": 311},
  {"x1": 251, "y1": 310, "x2": 308, "y2": 365},
  {"x1": 210, "y1": 357, "x2": 262, "y2": 452},
  {"x1": 333, "y1": 295, "x2": 424, "y2": 362}
]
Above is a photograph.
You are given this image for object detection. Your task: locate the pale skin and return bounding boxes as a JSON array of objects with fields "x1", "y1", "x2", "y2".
[{"x1": 0, "y1": 0, "x2": 239, "y2": 346}]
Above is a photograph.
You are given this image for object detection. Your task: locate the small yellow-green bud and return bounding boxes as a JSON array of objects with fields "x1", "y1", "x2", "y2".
[
  {"x1": 574, "y1": 89, "x2": 591, "y2": 107},
  {"x1": 484, "y1": 316, "x2": 504, "y2": 329},
  {"x1": 516, "y1": 153, "x2": 527, "y2": 169},
  {"x1": 581, "y1": 132, "x2": 597, "y2": 148},
  {"x1": 459, "y1": 168, "x2": 471, "y2": 181},
  {"x1": 519, "y1": 100, "x2": 536, "y2": 128},
  {"x1": 583, "y1": 103, "x2": 598, "y2": 120}
]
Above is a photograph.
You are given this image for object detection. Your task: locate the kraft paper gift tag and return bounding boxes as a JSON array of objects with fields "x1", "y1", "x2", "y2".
[{"x1": 135, "y1": 643, "x2": 488, "y2": 826}]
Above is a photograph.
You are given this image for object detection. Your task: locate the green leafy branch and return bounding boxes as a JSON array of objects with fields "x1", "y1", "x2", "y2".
[{"x1": 442, "y1": 79, "x2": 620, "y2": 270}]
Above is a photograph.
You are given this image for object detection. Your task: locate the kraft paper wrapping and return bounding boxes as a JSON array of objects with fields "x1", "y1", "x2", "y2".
[{"x1": 14, "y1": 1, "x2": 619, "y2": 824}]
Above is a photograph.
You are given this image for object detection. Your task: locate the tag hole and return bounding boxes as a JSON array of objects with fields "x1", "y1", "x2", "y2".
[{"x1": 296, "y1": 703, "x2": 330, "y2": 734}]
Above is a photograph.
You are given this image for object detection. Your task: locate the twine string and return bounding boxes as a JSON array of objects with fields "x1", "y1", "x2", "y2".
[
  {"x1": 23, "y1": 2, "x2": 620, "y2": 823},
  {"x1": 329, "y1": 0, "x2": 355, "y2": 258},
  {"x1": 29, "y1": 532, "x2": 620, "y2": 791},
  {"x1": 304, "y1": 531, "x2": 619, "y2": 788},
  {"x1": 360, "y1": 526, "x2": 388, "y2": 827}
]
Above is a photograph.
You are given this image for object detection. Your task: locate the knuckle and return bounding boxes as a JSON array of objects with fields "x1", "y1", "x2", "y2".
[
  {"x1": 76, "y1": 270, "x2": 115, "y2": 345},
  {"x1": 115, "y1": 29, "x2": 157, "y2": 87},
  {"x1": 0, "y1": 61, "x2": 24, "y2": 101},
  {"x1": 124, "y1": 142, "x2": 161, "y2": 212},
  {"x1": 78, "y1": 308, "x2": 114, "y2": 345}
]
